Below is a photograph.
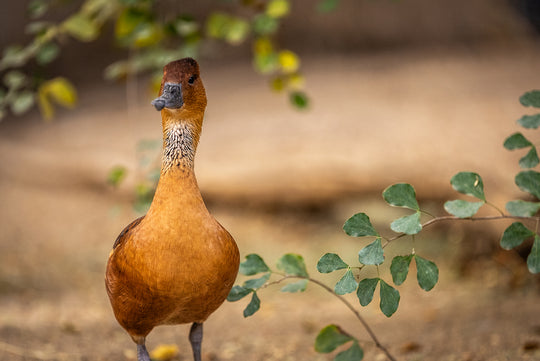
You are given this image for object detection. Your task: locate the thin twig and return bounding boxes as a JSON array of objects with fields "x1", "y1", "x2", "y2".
[{"x1": 264, "y1": 273, "x2": 397, "y2": 361}]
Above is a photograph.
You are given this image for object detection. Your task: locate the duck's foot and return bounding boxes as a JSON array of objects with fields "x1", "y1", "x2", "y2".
[
  {"x1": 189, "y1": 322, "x2": 203, "y2": 361},
  {"x1": 137, "y1": 343, "x2": 151, "y2": 361}
]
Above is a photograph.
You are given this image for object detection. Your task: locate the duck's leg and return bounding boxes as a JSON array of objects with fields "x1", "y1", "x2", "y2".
[
  {"x1": 189, "y1": 322, "x2": 203, "y2": 361},
  {"x1": 137, "y1": 343, "x2": 151, "y2": 361}
]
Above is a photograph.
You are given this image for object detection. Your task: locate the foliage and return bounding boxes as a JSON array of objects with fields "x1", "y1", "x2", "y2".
[
  {"x1": 227, "y1": 90, "x2": 540, "y2": 361},
  {"x1": 0, "y1": 0, "x2": 341, "y2": 121}
]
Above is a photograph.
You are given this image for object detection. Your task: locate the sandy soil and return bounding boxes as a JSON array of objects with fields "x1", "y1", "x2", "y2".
[{"x1": 1, "y1": 43, "x2": 540, "y2": 361}]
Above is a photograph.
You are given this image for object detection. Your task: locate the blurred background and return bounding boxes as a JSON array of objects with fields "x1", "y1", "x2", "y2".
[{"x1": 1, "y1": 0, "x2": 540, "y2": 360}]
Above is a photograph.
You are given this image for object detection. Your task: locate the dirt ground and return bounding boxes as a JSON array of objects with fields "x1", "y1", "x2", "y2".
[{"x1": 1, "y1": 43, "x2": 540, "y2": 361}]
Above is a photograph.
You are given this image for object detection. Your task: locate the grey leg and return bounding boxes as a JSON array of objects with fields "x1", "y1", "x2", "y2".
[
  {"x1": 189, "y1": 322, "x2": 203, "y2": 361},
  {"x1": 137, "y1": 343, "x2": 151, "y2": 361}
]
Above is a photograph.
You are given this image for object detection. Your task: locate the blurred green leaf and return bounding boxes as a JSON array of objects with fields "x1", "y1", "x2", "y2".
[
  {"x1": 314, "y1": 325, "x2": 353, "y2": 353},
  {"x1": 317, "y1": 0, "x2": 341, "y2": 13},
  {"x1": 520, "y1": 147, "x2": 539, "y2": 169},
  {"x1": 171, "y1": 15, "x2": 199, "y2": 37},
  {"x1": 504, "y1": 132, "x2": 532, "y2": 149},
  {"x1": 36, "y1": 42, "x2": 60, "y2": 65},
  {"x1": 515, "y1": 170, "x2": 540, "y2": 199},
  {"x1": 528, "y1": 235, "x2": 540, "y2": 273},
  {"x1": 240, "y1": 254, "x2": 270, "y2": 275},
  {"x1": 356, "y1": 278, "x2": 379, "y2": 306},
  {"x1": 334, "y1": 269, "x2": 358, "y2": 295},
  {"x1": 278, "y1": 50, "x2": 300, "y2": 73},
  {"x1": 277, "y1": 253, "x2": 308, "y2": 277},
  {"x1": 227, "y1": 285, "x2": 252, "y2": 301},
  {"x1": 266, "y1": 0, "x2": 290, "y2": 18},
  {"x1": 243, "y1": 273, "x2": 270, "y2": 289},
  {"x1": 253, "y1": 52, "x2": 278, "y2": 73},
  {"x1": 335, "y1": 341, "x2": 364, "y2": 361},
  {"x1": 243, "y1": 292, "x2": 260, "y2": 317},
  {"x1": 444, "y1": 200, "x2": 484, "y2": 218},
  {"x1": 25, "y1": 21, "x2": 52, "y2": 35},
  {"x1": 390, "y1": 212, "x2": 422, "y2": 235},
  {"x1": 290, "y1": 91, "x2": 309, "y2": 109},
  {"x1": 10, "y1": 91, "x2": 35, "y2": 115},
  {"x1": 505, "y1": 200, "x2": 540, "y2": 217},
  {"x1": 37, "y1": 77, "x2": 77, "y2": 120},
  {"x1": 379, "y1": 279, "x2": 400, "y2": 317},
  {"x1": 343, "y1": 213, "x2": 379, "y2": 237},
  {"x1": 390, "y1": 255, "x2": 413, "y2": 286},
  {"x1": 358, "y1": 238, "x2": 384, "y2": 265},
  {"x1": 383, "y1": 183, "x2": 419, "y2": 210},
  {"x1": 450, "y1": 172, "x2": 486, "y2": 201},
  {"x1": 115, "y1": 8, "x2": 148, "y2": 39},
  {"x1": 520, "y1": 90, "x2": 540, "y2": 108},
  {"x1": 4, "y1": 70, "x2": 27, "y2": 90},
  {"x1": 224, "y1": 18, "x2": 250, "y2": 45},
  {"x1": 414, "y1": 255, "x2": 438, "y2": 291},
  {"x1": 500, "y1": 222, "x2": 535, "y2": 250},
  {"x1": 28, "y1": 0, "x2": 48, "y2": 18},
  {"x1": 62, "y1": 13, "x2": 99, "y2": 42},
  {"x1": 280, "y1": 279, "x2": 308, "y2": 292},
  {"x1": 1, "y1": 45, "x2": 29, "y2": 68},
  {"x1": 317, "y1": 253, "x2": 349, "y2": 273},
  {"x1": 518, "y1": 114, "x2": 540, "y2": 129},
  {"x1": 253, "y1": 14, "x2": 279, "y2": 35},
  {"x1": 107, "y1": 166, "x2": 127, "y2": 187}
]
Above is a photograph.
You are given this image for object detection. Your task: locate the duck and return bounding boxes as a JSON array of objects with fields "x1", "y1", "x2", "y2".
[{"x1": 105, "y1": 57, "x2": 240, "y2": 361}]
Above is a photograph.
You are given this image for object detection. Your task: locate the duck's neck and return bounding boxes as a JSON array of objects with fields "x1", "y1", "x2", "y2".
[{"x1": 161, "y1": 119, "x2": 202, "y2": 175}]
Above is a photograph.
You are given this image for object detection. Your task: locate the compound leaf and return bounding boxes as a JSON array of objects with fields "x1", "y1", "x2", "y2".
[
  {"x1": 343, "y1": 213, "x2": 379, "y2": 237},
  {"x1": 358, "y1": 238, "x2": 384, "y2": 265},
  {"x1": 414, "y1": 255, "x2": 439, "y2": 291},
  {"x1": 334, "y1": 269, "x2": 358, "y2": 295},
  {"x1": 444, "y1": 200, "x2": 484, "y2": 218},
  {"x1": 240, "y1": 254, "x2": 270, "y2": 275},
  {"x1": 500, "y1": 222, "x2": 535, "y2": 250},
  {"x1": 390, "y1": 212, "x2": 422, "y2": 235},
  {"x1": 317, "y1": 253, "x2": 349, "y2": 273},
  {"x1": 314, "y1": 325, "x2": 353, "y2": 353},
  {"x1": 356, "y1": 278, "x2": 379, "y2": 306},
  {"x1": 383, "y1": 183, "x2": 419, "y2": 210},
  {"x1": 390, "y1": 255, "x2": 413, "y2": 286}
]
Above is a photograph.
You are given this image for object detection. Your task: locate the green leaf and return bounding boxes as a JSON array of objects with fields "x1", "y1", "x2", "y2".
[
  {"x1": 505, "y1": 200, "x2": 540, "y2": 217},
  {"x1": 334, "y1": 269, "x2": 358, "y2": 295},
  {"x1": 36, "y1": 42, "x2": 60, "y2": 65},
  {"x1": 518, "y1": 114, "x2": 540, "y2": 129},
  {"x1": 520, "y1": 90, "x2": 540, "y2": 108},
  {"x1": 358, "y1": 238, "x2": 384, "y2": 265},
  {"x1": 527, "y1": 235, "x2": 540, "y2": 273},
  {"x1": 10, "y1": 91, "x2": 35, "y2": 115},
  {"x1": 290, "y1": 91, "x2": 309, "y2": 109},
  {"x1": 335, "y1": 341, "x2": 364, "y2": 361},
  {"x1": 500, "y1": 222, "x2": 535, "y2": 250},
  {"x1": 224, "y1": 18, "x2": 250, "y2": 45},
  {"x1": 450, "y1": 172, "x2": 486, "y2": 201},
  {"x1": 317, "y1": 0, "x2": 341, "y2": 13},
  {"x1": 280, "y1": 279, "x2": 308, "y2": 293},
  {"x1": 227, "y1": 285, "x2": 252, "y2": 301},
  {"x1": 356, "y1": 278, "x2": 379, "y2": 306},
  {"x1": 253, "y1": 14, "x2": 279, "y2": 35},
  {"x1": 390, "y1": 212, "x2": 422, "y2": 235},
  {"x1": 379, "y1": 280, "x2": 400, "y2": 317},
  {"x1": 520, "y1": 147, "x2": 539, "y2": 169},
  {"x1": 62, "y1": 13, "x2": 99, "y2": 42},
  {"x1": 317, "y1": 253, "x2": 349, "y2": 273},
  {"x1": 314, "y1": 325, "x2": 353, "y2": 353},
  {"x1": 107, "y1": 166, "x2": 127, "y2": 187},
  {"x1": 239, "y1": 254, "x2": 270, "y2": 275},
  {"x1": 343, "y1": 213, "x2": 379, "y2": 237},
  {"x1": 390, "y1": 255, "x2": 413, "y2": 286},
  {"x1": 414, "y1": 256, "x2": 439, "y2": 291},
  {"x1": 266, "y1": 0, "x2": 290, "y2": 18},
  {"x1": 243, "y1": 273, "x2": 270, "y2": 289},
  {"x1": 1, "y1": 45, "x2": 28, "y2": 68},
  {"x1": 444, "y1": 200, "x2": 484, "y2": 218},
  {"x1": 243, "y1": 292, "x2": 261, "y2": 317},
  {"x1": 382, "y1": 183, "x2": 420, "y2": 210},
  {"x1": 4, "y1": 70, "x2": 27, "y2": 90},
  {"x1": 277, "y1": 253, "x2": 308, "y2": 277},
  {"x1": 28, "y1": 0, "x2": 48, "y2": 18},
  {"x1": 515, "y1": 170, "x2": 540, "y2": 199},
  {"x1": 503, "y1": 132, "x2": 532, "y2": 149}
]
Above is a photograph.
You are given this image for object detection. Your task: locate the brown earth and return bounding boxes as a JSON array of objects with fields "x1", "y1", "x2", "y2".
[{"x1": 1, "y1": 43, "x2": 540, "y2": 361}]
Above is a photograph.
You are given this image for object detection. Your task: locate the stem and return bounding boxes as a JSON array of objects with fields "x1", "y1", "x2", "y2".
[{"x1": 264, "y1": 273, "x2": 397, "y2": 361}]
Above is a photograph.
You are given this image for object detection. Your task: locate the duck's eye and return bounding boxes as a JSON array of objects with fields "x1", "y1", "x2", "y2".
[{"x1": 188, "y1": 75, "x2": 197, "y2": 85}]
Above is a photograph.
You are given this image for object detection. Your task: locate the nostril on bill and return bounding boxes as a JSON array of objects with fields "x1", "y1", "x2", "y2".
[{"x1": 151, "y1": 99, "x2": 165, "y2": 111}]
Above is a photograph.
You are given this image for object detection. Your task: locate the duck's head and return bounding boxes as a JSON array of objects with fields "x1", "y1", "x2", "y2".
[{"x1": 151, "y1": 58, "x2": 207, "y2": 118}]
